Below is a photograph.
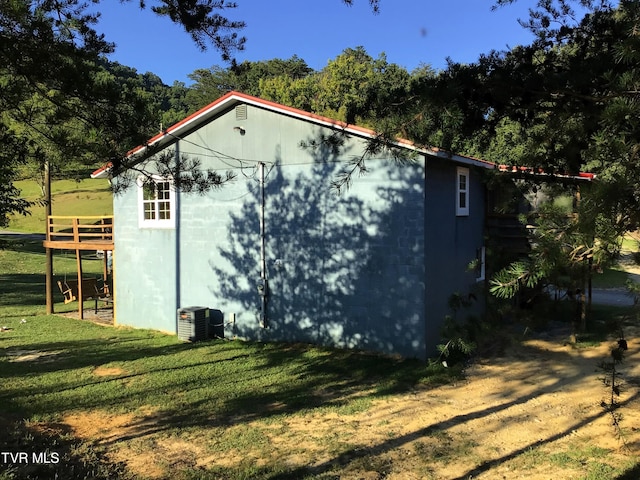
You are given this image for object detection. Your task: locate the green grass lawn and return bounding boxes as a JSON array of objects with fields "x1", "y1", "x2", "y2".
[
  {"x1": 591, "y1": 267, "x2": 631, "y2": 289},
  {"x1": 2, "y1": 187, "x2": 639, "y2": 479},
  {"x1": 0, "y1": 236, "x2": 107, "y2": 318},
  {"x1": 0, "y1": 315, "x2": 442, "y2": 480},
  {"x1": 0, "y1": 238, "x2": 454, "y2": 480},
  {"x1": 7, "y1": 178, "x2": 113, "y2": 233},
  {"x1": 2, "y1": 240, "x2": 638, "y2": 480},
  {"x1": 0, "y1": 315, "x2": 437, "y2": 422},
  {"x1": 590, "y1": 233, "x2": 640, "y2": 289}
]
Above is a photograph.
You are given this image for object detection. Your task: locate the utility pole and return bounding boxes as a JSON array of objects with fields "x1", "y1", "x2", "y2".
[{"x1": 44, "y1": 158, "x2": 54, "y2": 314}]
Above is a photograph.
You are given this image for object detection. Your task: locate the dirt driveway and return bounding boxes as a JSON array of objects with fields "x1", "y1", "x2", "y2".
[
  {"x1": 60, "y1": 324, "x2": 640, "y2": 480},
  {"x1": 52, "y1": 247, "x2": 640, "y2": 478}
]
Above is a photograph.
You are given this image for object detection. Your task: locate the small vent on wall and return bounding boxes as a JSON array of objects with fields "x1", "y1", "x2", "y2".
[{"x1": 235, "y1": 104, "x2": 247, "y2": 120}]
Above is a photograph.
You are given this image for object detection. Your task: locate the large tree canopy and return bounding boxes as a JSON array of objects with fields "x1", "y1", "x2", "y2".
[
  {"x1": 186, "y1": 55, "x2": 314, "y2": 111},
  {"x1": 0, "y1": 0, "x2": 241, "y2": 224},
  {"x1": 483, "y1": 0, "x2": 640, "y2": 230},
  {"x1": 0, "y1": 0, "x2": 247, "y2": 175},
  {"x1": 440, "y1": 0, "x2": 640, "y2": 310},
  {"x1": 187, "y1": 47, "x2": 416, "y2": 126},
  {"x1": 5, "y1": 0, "x2": 637, "y2": 239},
  {"x1": 0, "y1": 0, "x2": 378, "y2": 225}
]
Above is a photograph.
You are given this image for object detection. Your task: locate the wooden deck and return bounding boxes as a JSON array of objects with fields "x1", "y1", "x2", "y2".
[
  {"x1": 43, "y1": 215, "x2": 115, "y2": 321},
  {"x1": 43, "y1": 216, "x2": 114, "y2": 250}
]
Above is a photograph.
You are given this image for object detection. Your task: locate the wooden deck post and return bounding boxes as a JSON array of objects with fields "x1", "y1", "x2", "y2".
[
  {"x1": 102, "y1": 254, "x2": 108, "y2": 285},
  {"x1": 45, "y1": 251, "x2": 53, "y2": 314},
  {"x1": 42, "y1": 215, "x2": 114, "y2": 321},
  {"x1": 45, "y1": 231, "x2": 54, "y2": 314},
  {"x1": 112, "y1": 250, "x2": 116, "y2": 326},
  {"x1": 76, "y1": 249, "x2": 83, "y2": 320}
]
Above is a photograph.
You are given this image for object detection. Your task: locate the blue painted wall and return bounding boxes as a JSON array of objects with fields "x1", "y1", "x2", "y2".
[
  {"x1": 424, "y1": 158, "x2": 486, "y2": 355},
  {"x1": 113, "y1": 189, "x2": 178, "y2": 333},
  {"x1": 113, "y1": 102, "x2": 485, "y2": 359}
]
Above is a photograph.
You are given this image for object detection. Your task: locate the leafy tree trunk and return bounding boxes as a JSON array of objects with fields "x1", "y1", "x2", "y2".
[{"x1": 580, "y1": 263, "x2": 587, "y2": 333}]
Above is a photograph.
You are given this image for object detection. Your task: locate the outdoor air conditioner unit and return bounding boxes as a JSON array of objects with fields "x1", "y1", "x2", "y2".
[
  {"x1": 177, "y1": 307, "x2": 209, "y2": 342},
  {"x1": 208, "y1": 309, "x2": 225, "y2": 339}
]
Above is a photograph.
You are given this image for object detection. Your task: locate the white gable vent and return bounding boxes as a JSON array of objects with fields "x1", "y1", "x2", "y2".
[{"x1": 235, "y1": 104, "x2": 247, "y2": 120}]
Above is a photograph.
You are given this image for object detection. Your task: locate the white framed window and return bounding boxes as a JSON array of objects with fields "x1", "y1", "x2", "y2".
[
  {"x1": 138, "y1": 176, "x2": 176, "y2": 228},
  {"x1": 456, "y1": 167, "x2": 470, "y2": 216},
  {"x1": 476, "y1": 246, "x2": 486, "y2": 282}
]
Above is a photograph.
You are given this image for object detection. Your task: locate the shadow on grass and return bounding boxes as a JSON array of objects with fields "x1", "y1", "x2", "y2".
[
  {"x1": 591, "y1": 267, "x2": 632, "y2": 289},
  {"x1": 1, "y1": 236, "x2": 107, "y2": 262},
  {"x1": 0, "y1": 236, "x2": 46, "y2": 256},
  {"x1": 0, "y1": 318, "x2": 447, "y2": 478},
  {"x1": 53, "y1": 185, "x2": 113, "y2": 195},
  {"x1": 261, "y1": 337, "x2": 640, "y2": 480},
  {"x1": 264, "y1": 392, "x2": 640, "y2": 480},
  {"x1": 0, "y1": 273, "x2": 46, "y2": 307},
  {"x1": 1, "y1": 236, "x2": 110, "y2": 310},
  {"x1": 1, "y1": 313, "x2": 637, "y2": 479},
  {"x1": 0, "y1": 273, "x2": 97, "y2": 309},
  {"x1": 616, "y1": 462, "x2": 640, "y2": 479},
  {"x1": 0, "y1": 316, "x2": 442, "y2": 424},
  {"x1": 0, "y1": 415, "x2": 133, "y2": 480}
]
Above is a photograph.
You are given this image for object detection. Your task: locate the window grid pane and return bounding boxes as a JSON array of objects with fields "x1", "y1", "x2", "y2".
[
  {"x1": 143, "y1": 184, "x2": 156, "y2": 201},
  {"x1": 459, "y1": 175, "x2": 467, "y2": 191},
  {"x1": 158, "y1": 201, "x2": 171, "y2": 220},
  {"x1": 459, "y1": 192, "x2": 467, "y2": 209},
  {"x1": 140, "y1": 178, "x2": 173, "y2": 226},
  {"x1": 158, "y1": 182, "x2": 171, "y2": 200},
  {"x1": 456, "y1": 167, "x2": 470, "y2": 216},
  {"x1": 144, "y1": 202, "x2": 156, "y2": 220}
]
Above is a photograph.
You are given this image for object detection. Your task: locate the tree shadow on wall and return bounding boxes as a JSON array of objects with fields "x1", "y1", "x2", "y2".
[{"x1": 210, "y1": 138, "x2": 427, "y2": 358}]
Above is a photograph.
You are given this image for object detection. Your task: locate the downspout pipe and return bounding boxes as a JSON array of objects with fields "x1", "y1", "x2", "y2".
[
  {"x1": 175, "y1": 143, "x2": 181, "y2": 327},
  {"x1": 258, "y1": 162, "x2": 268, "y2": 327}
]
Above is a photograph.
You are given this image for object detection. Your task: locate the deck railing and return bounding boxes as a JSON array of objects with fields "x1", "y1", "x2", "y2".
[{"x1": 46, "y1": 216, "x2": 114, "y2": 245}]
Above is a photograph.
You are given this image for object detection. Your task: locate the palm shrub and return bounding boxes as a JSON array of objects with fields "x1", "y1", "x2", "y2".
[{"x1": 490, "y1": 196, "x2": 620, "y2": 340}]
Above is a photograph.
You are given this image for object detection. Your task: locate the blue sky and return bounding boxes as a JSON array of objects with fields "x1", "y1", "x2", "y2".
[{"x1": 93, "y1": 0, "x2": 539, "y2": 85}]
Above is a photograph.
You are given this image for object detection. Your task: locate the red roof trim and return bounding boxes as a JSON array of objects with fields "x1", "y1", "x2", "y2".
[
  {"x1": 124, "y1": 91, "x2": 490, "y2": 167},
  {"x1": 91, "y1": 163, "x2": 112, "y2": 179},
  {"x1": 130, "y1": 92, "x2": 418, "y2": 152},
  {"x1": 90, "y1": 91, "x2": 594, "y2": 181},
  {"x1": 497, "y1": 164, "x2": 595, "y2": 181},
  {"x1": 125, "y1": 91, "x2": 238, "y2": 157}
]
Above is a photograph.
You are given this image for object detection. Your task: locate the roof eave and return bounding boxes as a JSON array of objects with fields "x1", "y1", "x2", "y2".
[
  {"x1": 122, "y1": 91, "x2": 496, "y2": 170},
  {"x1": 497, "y1": 165, "x2": 596, "y2": 182},
  {"x1": 91, "y1": 165, "x2": 112, "y2": 179}
]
